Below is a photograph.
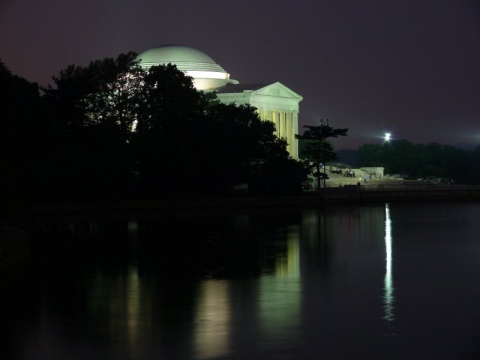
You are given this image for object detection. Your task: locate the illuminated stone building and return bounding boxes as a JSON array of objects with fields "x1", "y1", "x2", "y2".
[{"x1": 137, "y1": 44, "x2": 303, "y2": 158}]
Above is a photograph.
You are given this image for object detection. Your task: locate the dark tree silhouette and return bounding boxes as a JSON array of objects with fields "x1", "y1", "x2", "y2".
[
  {"x1": 132, "y1": 64, "x2": 209, "y2": 196},
  {"x1": 0, "y1": 59, "x2": 45, "y2": 202},
  {"x1": 357, "y1": 140, "x2": 480, "y2": 183},
  {"x1": 201, "y1": 103, "x2": 307, "y2": 195},
  {"x1": 42, "y1": 52, "x2": 144, "y2": 199},
  {"x1": 296, "y1": 120, "x2": 348, "y2": 190},
  {"x1": 2, "y1": 54, "x2": 310, "y2": 202}
]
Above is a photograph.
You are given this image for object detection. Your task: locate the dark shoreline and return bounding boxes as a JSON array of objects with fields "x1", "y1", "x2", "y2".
[{"x1": 4, "y1": 185, "x2": 480, "y2": 217}]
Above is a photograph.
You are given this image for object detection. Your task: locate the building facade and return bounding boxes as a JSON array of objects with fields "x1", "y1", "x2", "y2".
[{"x1": 137, "y1": 45, "x2": 302, "y2": 158}]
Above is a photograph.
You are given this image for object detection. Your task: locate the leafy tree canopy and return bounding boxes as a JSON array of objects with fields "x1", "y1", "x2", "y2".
[
  {"x1": 296, "y1": 121, "x2": 348, "y2": 189},
  {"x1": 11, "y1": 52, "x2": 308, "y2": 200},
  {"x1": 357, "y1": 139, "x2": 480, "y2": 183}
]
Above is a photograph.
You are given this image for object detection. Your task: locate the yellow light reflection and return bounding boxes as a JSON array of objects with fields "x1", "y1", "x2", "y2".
[
  {"x1": 383, "y1": 203, "x2": 395, "y2": 322},
  {"x1": 275, "y1": 234, "x2": 301, "y2": 279},
  {"x1": 89, "y1": 263, "x2": 149, "y2": 357},
  {"x1": 125, "y1": 266, "x2": 141, "y2": 345},
  {"x1": 260, "y1": 230, "x2": 301, "y2": 346},
  {"x1": 194, "y1": 280, "x2": 231, "y2": 359}
]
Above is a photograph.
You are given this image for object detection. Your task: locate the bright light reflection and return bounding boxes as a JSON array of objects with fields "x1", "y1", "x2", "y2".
[
  {"x1": 194, "y1": 281, "x2": 231, "y2": 359},
  {"x1": 275, "y1": 234, "x2": 301, "y2": 279},
  {"x1": 383, "y1": 203, "x2": 394, "y2": 322},
  {"x1": 384, "y1": 132, "x2": 391, "y2": 142},
  {"x1": 126, "y1": 266, "x2": 141, "y2": 345},
  {"x1": 259, "y1": 231, "x2": 301, "y2": 348}
]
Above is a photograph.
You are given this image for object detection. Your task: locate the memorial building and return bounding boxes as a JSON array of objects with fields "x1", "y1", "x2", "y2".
[{"x1": 137, "y1": 45, "x2": 303, "y2": 158}]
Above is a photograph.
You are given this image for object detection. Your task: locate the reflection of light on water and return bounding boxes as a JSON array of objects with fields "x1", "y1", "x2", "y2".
[
  {"x1": 383, "y1": 203, "x2": 395, "y2": 322},
  {"x1": 194, "y1": 281, "x2": 231, "y2": 359},
  {"x1": 260, "y1": 230, "x2": 301, "y2": 348},
  {"x1": 126, "y1": 266, "x2": 141, "y2": 344},
  {"x1": 110, "y1": 266, "x2": 143, "y2": 352},
  {"x1": 127, "y1": 220, "x2": 138, "y2": 235},
  {"x1": 90, "y1": 264, "x2": 146, "y2": 355},
  {"x1": 275, "y1": 234, "x2": 301, "y2": 279},
  {"x1": 127, "y1": 220, "x2": 139, "y2": 262}
]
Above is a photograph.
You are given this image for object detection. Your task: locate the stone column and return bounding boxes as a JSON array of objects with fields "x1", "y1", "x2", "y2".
[
  {"x1": 265, "y1": 109, "x2": 271, "y2": 122},
  {"x1": 283, "y1": 111, "x2": 288, "y2": 152},
  {"x1": 269, "y1": 110, "x2": 276, "y2": 136},
  {"x1": 275, "y1": 111, "x2": 280, "y2": 136},
  {"x1": 261, "y1": 108, "x2": 267, "y2": 122},
  {"x1": 292, "y1": 112, "x2": 299, "y2": 159},
  {"x1": 289, "y1": 112, "x2": 295, "y2": 158},
  {"x1": 277, "y1": 110, "x2": 282, "y2": 138},
  {"x1": 286, "y1": 111, "x2": 292, "y2": 155}
]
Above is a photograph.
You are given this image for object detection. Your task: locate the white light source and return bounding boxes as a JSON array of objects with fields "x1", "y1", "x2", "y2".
[{"x1": 384, "y1": 132, "x2": 391, "y2": 142}]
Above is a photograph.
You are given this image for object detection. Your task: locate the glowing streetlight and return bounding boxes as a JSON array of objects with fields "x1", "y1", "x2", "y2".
[{"x1": 384, "y1": 132, "x2": 391, "y2": 142}]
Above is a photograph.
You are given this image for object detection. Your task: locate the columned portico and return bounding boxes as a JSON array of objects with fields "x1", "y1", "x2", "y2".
[
  {"x1": 216, "y1": 82, "x2": 303, "y2": 159},
  {"x1": 260, "y1": 109, "x2": 299, "y2": 157}
]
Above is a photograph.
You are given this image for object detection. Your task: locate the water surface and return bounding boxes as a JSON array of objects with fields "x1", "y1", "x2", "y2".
[{"x1": 2, "y1": 201, "x2": 480, "y2": 359}]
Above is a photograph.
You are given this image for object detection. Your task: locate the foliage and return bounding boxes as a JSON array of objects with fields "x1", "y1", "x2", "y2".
[
  {"x1": 130, "y1": 63, "x2": 210, "y2": 196},
  {"x1": 249, "y1": 156, "x2": 310, "y2": 195},
  {"x1": 41, "y1": 53, "x2": 144, "y2": 199},
  {"x1": 1, "y1": 54, "x2": 308, "y2": 201},
  {"x1": 196, "y1": 103, "x2": 292, "y2": 195},
  {"x1": 357, "y1": 139, "x2": 480, "y2": 183},
  {"x1": 0, "y1": 58, "x2": 45, "y2": 202},
  {"x1": 296, "y1": 121, "x2": 348, "y2": 189}
]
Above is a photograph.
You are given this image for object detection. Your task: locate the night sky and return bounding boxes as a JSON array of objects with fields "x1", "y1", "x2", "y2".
[{"x1": 1, "y1": 0, "x2": 479, "y2": 149}]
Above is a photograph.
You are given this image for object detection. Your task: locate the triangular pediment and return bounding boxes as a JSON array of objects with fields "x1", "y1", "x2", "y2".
[{"x1": 251, "y1": 82, "x2": 303, "y2": 100}]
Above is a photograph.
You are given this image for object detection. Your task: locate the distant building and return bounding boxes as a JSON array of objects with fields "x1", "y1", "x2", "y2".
[{"x1": 137, "y1": 44, "x2": 303, "y2": 158}]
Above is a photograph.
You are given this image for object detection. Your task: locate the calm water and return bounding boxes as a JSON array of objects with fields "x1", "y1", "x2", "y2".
[{"x1": 2, "y1": 201, "x2": 480, "y2": 359}]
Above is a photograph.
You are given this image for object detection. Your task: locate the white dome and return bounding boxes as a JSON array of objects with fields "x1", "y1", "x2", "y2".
[{"x1": 137, "y1": 44, "x2": 238, "y2": 90}]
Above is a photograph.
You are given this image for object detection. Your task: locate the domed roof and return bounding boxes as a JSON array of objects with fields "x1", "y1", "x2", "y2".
[
  {"x1": 137, "y1": 44, "x2": 238, "y2": 90},
  {"x1": 137, "y1": 45, "x2": 219, "y2": 71}
]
